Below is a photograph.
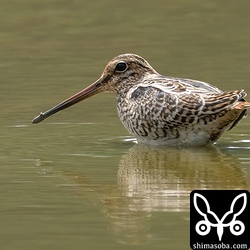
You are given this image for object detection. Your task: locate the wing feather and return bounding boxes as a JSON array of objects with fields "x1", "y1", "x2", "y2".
[
  {"x1": 140, "y1": 75, "x2": 223, "y2": 94},
  {"x1": 127, "y1": 82, "x2": 248, "y2": 129}
]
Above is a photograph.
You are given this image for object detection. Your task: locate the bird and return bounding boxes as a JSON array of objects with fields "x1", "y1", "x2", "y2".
[{"x1": 32, "y1": 53, "x2": 250, "y2": 146}]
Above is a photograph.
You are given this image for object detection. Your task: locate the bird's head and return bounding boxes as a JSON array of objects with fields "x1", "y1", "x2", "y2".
[{"x1": 32, "y1": 54, "x2": 157, "y2": 124}]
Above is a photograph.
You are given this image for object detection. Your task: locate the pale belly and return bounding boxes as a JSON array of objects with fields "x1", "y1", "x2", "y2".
[{"x1": 134, "y1": 130, "x2": 214, "y2": 146}]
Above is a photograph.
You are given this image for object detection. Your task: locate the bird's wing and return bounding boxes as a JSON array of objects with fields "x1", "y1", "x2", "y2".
[
  {"x1": 127, "y1": 81, "x2": 248, "y2": 128},
  {"x1": 139, "y1": 75, "x2": 248, "y2": 114},
  {"x1": 141, "y1": 75, "x2": 223, "y2": 94}
]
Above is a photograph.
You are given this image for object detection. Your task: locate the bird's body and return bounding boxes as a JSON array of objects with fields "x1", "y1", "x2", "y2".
[
  {"x1": 32, "y1": 54, "x2": 249, "y2": 146},
  {"x1": 116, "y1": 74, "x2": 247, "y2": 146}
]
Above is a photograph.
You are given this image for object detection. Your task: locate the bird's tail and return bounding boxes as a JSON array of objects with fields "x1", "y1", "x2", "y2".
[{"x1": 227, "y1": 90, "x2": 249, "y2": 130}]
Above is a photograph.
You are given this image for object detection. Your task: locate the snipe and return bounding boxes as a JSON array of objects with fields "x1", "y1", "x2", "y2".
[{"x1": 32, "y1": 54, "x2": 249, "y2": 146}]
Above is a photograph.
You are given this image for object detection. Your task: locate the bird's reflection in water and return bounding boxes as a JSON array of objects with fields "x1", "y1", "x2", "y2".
[
  {"x1": 116, "y1": 144, "x2": 248, "y2": 211},
  {"x1": 36, "y1": 144, "x2": 249, "y2": 245},
  {"x1": 102, "y1": 144, "x2": 249, "y2": 245}
]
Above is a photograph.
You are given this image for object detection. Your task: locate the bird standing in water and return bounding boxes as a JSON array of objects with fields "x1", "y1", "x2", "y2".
[{"x1": 32, "y1": 54, "x2": 249, "y2": 146}]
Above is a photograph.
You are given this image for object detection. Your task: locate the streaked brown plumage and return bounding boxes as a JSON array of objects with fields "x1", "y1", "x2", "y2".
[{"x1": 32, "y1": 54, "x2": 250, "y2": 146}]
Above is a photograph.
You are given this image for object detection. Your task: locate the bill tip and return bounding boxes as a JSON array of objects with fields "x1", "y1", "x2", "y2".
[{"x1": 32, "y1": 112, "x2": 45, "y2": 124}]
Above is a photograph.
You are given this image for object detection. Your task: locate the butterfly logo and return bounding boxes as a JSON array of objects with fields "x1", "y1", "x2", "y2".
[{"x1": 193, "y1": 193, "x2": 247, "y2": 241}]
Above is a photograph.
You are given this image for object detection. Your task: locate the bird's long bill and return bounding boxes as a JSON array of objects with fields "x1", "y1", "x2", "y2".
[{"x1": 32, "y1": 79, "x2": 103, "y2": 124}]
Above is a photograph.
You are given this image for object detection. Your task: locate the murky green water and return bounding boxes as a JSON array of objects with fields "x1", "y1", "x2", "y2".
[{"x1": 1, "y1": 0, "x2": 250, "y2": 249}]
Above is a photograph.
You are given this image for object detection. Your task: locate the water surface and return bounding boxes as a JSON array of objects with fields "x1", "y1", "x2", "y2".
[{"x1": 0, "y1": 1, "x2": 250, "y2": 249}]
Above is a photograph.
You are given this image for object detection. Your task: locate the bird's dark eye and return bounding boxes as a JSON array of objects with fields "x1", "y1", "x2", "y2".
[{"x1": 115, "y1": 62, "x2": 127, "y2": 73}]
